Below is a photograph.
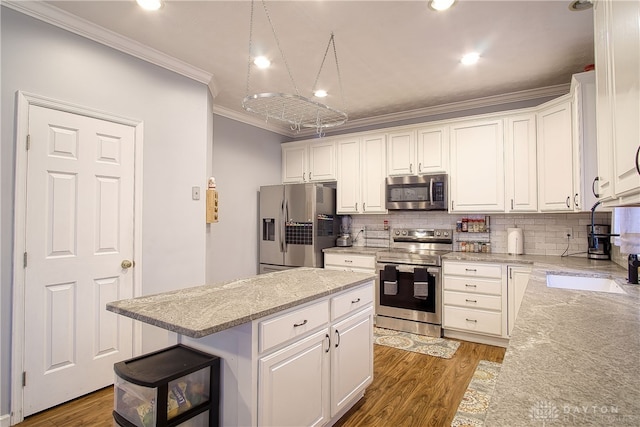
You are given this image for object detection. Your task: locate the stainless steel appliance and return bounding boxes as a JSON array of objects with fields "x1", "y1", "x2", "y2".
[
  {"x1": 336, "y1": 215, "x2": 353, "y2": 247},
  {"x1": 587, "y1": 224, "x2": 613, "y2": 260},
  {"x1": 375, "y1": 228, "x2": 453, "y2": 337},
  {"x1": 385, "y1": 174, "x2": 447, "y2": 211},
  {"x1": 259, "y1": 184, "x2": 336, "y2": 273}
]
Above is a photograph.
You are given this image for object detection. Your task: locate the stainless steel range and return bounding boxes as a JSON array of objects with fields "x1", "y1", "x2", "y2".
[{"x1": 375, "y1": 228, "x2": 453, "y2": 337}]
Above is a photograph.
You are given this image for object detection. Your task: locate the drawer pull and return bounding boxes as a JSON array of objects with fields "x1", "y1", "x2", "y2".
[
  {"x1": 344, "y1": 259, "x2": 353, "y2": 263},
  {"x1": 465, "y1": 318, "x2": 478, "y2": 323},
  {"x1": 465, "y1": 268, "x2": 477, "y2": 272},
  {"x1": 293, "y1": 319, "x2": 308, "y2": 327},
  {"x1": 351, "y1": 298, "x2": 361, "y2": 304},
  {"x1": 465, "y1": 299, "x2": 477, "y2": 303},
  {"x1": 465, "y1": 284, "x2": 477, "y2": 288}
]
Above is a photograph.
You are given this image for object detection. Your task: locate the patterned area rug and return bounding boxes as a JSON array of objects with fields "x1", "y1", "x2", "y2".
[
  {"x1": 450, "y1": 360, "x2": 502, "y2": 426},
  {"x1": 373, "y1": 326, "x2": 460, "y2": 359}
]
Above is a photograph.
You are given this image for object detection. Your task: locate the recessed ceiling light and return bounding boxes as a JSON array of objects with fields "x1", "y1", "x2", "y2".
[
  {"x1": 568, "y1": 0, "x2": 593, "y2": 11},
  {"x1": 314, "y1": 89, "x2": 328, "y2": 98},
  {"x1": 429, "y1": 0, "x2": 456, "y2": 11},
  {"x1": 136, "y1": 0, "x2": 162, "y2": 11},
  {"x1": 461, "y1": 52, "x2": 480, "y2": 65},
  {"x1": 253, "y1": 56, "x2": 271, "y2": 69}
]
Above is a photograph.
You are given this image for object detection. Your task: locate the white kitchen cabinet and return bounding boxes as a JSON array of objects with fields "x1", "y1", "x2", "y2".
[
  {"x1": 449, "y1": 118, "x2": 505, "y2": 212},
  {"x1": 387, "y1": 125, "x2": 448, "y2": 177},
  {"x1": 324, "y1": 252, "x2": 376, "y2": 274},
  {"x1": 536, "y1": 97, "x2": 575, "y2": 212},
  {"x1": 387, "y1": 130, "x2": 416, "y2": 176},
  {"x1": 443, "y1": 260, "x2": 508, "y2": 347},
  {"x1": 282, "y1": 139, "x2": 336, "y2": 183},
  {"x1": 330, "y1": 306, "x2": 373, "y2": 417},
  {"x1": 571, "y1": 71, "x2": 599, "y2": 211},
  {"x1": 507, "y1": 265, "x2": 531, "y2": 337},
  {"x1": 336, "y1": 134, "x2": 387, "y2": 214},
  {"x1": 258, "y1": 329, "x2": 330, "y2": 427},
  {"x1": 593, "y1": 0, "x2": 640, "y2": 205},
  {"x1": 257, "y1": 281, "x2": 374, "y2": 427},
  {"x1": 505, "y1": 113, "x2": 537, "y2": 212}
]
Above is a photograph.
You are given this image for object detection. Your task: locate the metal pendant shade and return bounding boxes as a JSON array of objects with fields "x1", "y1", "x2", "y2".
[{"x1": 242, "y1": 0, "x2": 348, "y2": 134}]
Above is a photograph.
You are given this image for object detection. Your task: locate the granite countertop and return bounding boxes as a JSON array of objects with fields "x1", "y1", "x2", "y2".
[
  {"x1": 483, "y1": 259, "x2": 640, "y2": 426},
  {"x1": 323, "y1": 246, "x2": 382, "y2": 256},
  {"x1": 106, "y1": 268, "x2": 375, "y2": 339}
]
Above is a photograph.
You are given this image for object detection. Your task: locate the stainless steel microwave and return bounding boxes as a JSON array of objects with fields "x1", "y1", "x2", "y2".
[{"x1": 385, "y1": 174, "x2": 448, "y2": 211}]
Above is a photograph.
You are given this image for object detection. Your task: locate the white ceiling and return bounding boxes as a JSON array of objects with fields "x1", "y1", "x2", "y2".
[{"x1": 22, "y1": 1, "x2": 594, "y2": 136}]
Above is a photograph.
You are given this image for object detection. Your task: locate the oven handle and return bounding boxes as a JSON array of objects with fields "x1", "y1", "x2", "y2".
[{"x1": 378, "y1": 263, "x2": 440, "y2": 274}]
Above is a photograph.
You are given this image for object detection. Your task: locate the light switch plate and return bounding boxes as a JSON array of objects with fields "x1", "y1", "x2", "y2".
[{"x1": 192, "y1": 186, "x2": 200, "y2": 200}]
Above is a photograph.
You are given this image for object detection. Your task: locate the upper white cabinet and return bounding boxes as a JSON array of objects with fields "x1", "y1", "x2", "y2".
[
  {"x1": 387, "y1": 125, "x2": 448, "y2": 176},
  {"x1": 282, "y1": 139, "x2": 336, "y2": 183},
  {"x1": 336, "y1": 134, "x2": 387, "y2": 214},
  {"x1": 450, "y1": 118, "x2": 505, "y2": 212},
  {"x1": 536, "y1": 97, "x2": 575, "y2": 212},
  {"x1": 387, "y1": 130, "x2": 415, "y2": 176},
  {"x1": 593, "y1": 0, "x2": 640, "y2": 205},
  {"x1": 505, "y1": 113, "x2": 538, "y2": 212}
]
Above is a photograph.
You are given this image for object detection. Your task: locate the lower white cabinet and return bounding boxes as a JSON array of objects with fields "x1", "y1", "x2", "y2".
[
  {"x1": 507, "y1": 265, "x2": 531, "y2": 337},
  {"x1": 258, "y1": 329, "x2": 330, "y2": 427},
  {"x1": 443, "y1": 260, "x2": 508, "y2": 345},
  {"x1": 257, "y1": 282, "x2": 374, "y2": 427},
  {"x1": 324, "y1": 252, "x2": 376, "y2": 274}
]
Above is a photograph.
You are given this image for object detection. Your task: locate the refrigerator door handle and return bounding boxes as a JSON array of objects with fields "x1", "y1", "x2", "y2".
[
  {"x1": 280, "y1": 200, "x2": 286, "y2": 252},
  {"x1": 283, "y1": 199, "x2": 289, "y2": 253}
]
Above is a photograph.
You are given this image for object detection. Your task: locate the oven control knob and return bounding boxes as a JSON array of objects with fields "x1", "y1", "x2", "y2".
[
  {"x1": 443, "y1": 231, "x2": 449, "y2": 237},
  {"x1": 436, "y1": 231, "x2": 441, "y2": 236},
  {"x1": 401, "y1": 230, "x2": 407, "y2": 236},
  {"x1": 395, "y1": 230, "x2": 400, "y2": 235}
]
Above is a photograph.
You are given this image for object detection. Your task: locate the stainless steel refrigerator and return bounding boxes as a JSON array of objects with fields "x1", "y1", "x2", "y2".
[{"x1": 259, "y1": 183, "x2": 336, "y2": 273}]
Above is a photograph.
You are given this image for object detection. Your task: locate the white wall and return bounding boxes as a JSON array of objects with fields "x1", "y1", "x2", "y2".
[
  {"x1": 206, "y1": 115, "x2": 286, "y2": 283},
  {"x1": 1, "y1": 7, "x2": 211, "y2": 416}
]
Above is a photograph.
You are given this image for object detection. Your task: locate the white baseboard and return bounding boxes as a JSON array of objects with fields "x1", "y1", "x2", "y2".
[{"x1": 0, "y1": 413, "x2": 11, "y2": 427}]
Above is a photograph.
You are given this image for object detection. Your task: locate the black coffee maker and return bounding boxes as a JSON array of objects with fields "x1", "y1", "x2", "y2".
[{"x1": 587, "y1": 224, "x2": 613, "y2": 260}]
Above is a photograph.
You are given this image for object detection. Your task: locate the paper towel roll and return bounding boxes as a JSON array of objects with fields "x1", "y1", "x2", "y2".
[{"x1": 508, "y1": 227, "x2": 524, "y2": 255}]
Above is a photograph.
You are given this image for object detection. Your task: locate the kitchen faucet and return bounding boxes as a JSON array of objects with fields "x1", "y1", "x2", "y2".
[{"x1": 589, "y1": 200, "x2": 602, "y2": 250}]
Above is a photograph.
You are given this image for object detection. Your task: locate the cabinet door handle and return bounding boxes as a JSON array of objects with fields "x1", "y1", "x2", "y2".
[
  {"x1": 410, "y1": 163, "x2": 413, "y2": 174},
  {"x1": 351, "y1": 298, "x2": 361, "y2": 304},
  {"x1": 363, "y1": 202, "x2": 366, "y2": 212},
  {"x1": 636, "y1": 145, "x2": 640, "y2": 175},
  {"x1": 325, "y1": 334, "x2": 331, "y2": 353},
  {"x1": 511, "y1": 199, "x2": 514, "y2": 210},
  {"x1": 574, "y1": 193, "x2": 579, "y2": 207},
  {"x1": 293, "y1": 319, "x2": 308, "y2": 327},
  {"x1": 592, "y1": 177, "x2": 600, "y2": 198},
  {"x1": 419, "y1": 162, "x2": 422, "y2": 172},
  {"x1": 355, "y1": 202, "x2": 358, "y2": 212},
  {"x1": 566, "y1": 196, "x2": 571, "y2": 208},
  {"x1": 465, "y1": 284, "x2": 477, "y2": 288},
  {"x1": 308, "y1": 172, "x2": 312, "y2": 181},
  {"x1": 335, "y1": 330, "x2": 341, "y2": 348},
  {"x1": 465, "y1": 299, "x2": 477, "y2": 303},
  {"x1": 451, "y1": 200, "x2": 454, "y2": 211},
  {"x1": 465, "y1": 318, "x2": 478, "y2": 323}
]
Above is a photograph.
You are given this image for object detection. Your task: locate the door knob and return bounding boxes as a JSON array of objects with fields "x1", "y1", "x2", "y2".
[{"x1": 121, "y1": 260, "x2": 133, "y2": 269}]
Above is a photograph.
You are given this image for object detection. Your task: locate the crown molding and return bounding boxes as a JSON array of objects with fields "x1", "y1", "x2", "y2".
[{"x1": 2, "y1": 0, "x2": 214, "y2": 87}]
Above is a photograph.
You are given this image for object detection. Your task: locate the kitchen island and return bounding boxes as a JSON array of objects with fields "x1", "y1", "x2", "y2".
[{"x1": 107, "y1": 267, "x2": 376, "y2": 427}]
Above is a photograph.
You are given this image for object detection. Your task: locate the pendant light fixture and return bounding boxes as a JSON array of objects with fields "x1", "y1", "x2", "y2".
[{"x1": 242, "y1": 0, "x2": 348, "y2": 135}]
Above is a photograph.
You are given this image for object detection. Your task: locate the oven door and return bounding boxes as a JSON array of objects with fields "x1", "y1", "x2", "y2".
[{"x1": 375, "y1": 262, "x2": 441, "y2": 325}]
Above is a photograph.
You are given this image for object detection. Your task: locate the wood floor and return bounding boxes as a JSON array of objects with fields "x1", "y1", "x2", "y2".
[{"x1": 16, "y1": 340, "x2": 504, "y2": 427}]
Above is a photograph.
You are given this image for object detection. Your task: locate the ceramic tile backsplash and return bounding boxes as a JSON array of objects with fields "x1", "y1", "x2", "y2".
[{"x1": 349, "y1": 211, "x2": 611, "y2": 257}]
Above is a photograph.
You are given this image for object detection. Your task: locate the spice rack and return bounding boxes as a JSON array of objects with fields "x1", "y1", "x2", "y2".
[{"x1": 454, "y1": 215, "x2": 492, "y2": 253}]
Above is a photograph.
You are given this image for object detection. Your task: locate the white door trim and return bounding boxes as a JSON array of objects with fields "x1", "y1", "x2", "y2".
[{"x1": 10, "y1": 91, "x2": 144, "y2": 425}]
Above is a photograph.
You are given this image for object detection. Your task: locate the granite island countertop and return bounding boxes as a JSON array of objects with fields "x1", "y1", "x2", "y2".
[{"x1": 106, "y1": 267, "x2": 375, "y2": 339}]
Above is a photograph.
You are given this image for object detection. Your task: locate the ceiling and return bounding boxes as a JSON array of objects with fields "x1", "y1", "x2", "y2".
[{"x1": 15, "y1": 1, "x2": 595, "y2": 137}]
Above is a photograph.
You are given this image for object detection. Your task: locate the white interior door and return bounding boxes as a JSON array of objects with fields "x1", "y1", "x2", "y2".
[{"x1": 22, "y1": 105, "x2": 135, "y2": 416}]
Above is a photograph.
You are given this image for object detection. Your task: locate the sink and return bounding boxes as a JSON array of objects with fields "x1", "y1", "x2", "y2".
[{"x1": 546, "y1": 274, "x2": 627, "y2": 294}]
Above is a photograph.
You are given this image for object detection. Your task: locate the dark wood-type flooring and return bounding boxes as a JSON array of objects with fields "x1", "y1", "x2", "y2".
[{"x1": 17, "y1": 340, "x2": 505, "y2": 427}]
